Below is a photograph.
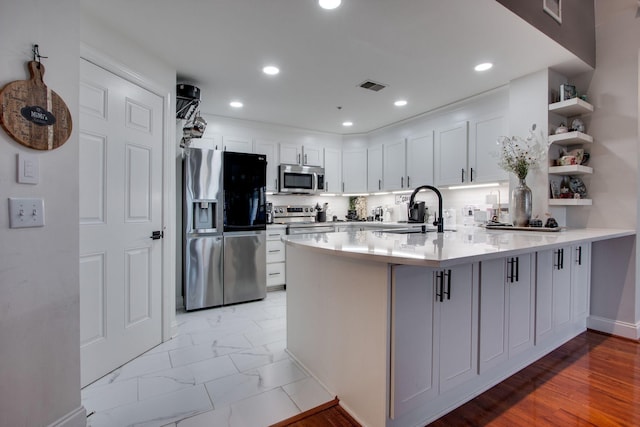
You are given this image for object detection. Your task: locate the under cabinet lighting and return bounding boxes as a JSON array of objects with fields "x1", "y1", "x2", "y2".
[
  {"x1": 392, "y1": 190, "x2": 412, "y2": 194},
  {"x1": 319, "y1": 193, "x2": 338, "y2": 197},
  {"x1": 230, "y1": 101, "x2": 243, "y2": 108},
  {"x1": 448, "y1": 182, "x2": 500, "y2": 190}
]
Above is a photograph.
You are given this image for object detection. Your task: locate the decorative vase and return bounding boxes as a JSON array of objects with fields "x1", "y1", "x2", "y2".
[{"x1": 512, "y1": 177, "x2": 532, "y2": 227}]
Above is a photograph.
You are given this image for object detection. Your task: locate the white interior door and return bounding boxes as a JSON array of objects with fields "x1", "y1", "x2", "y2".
[{"x1": 79, "y1": 59, "x2": 163, "y2": 387}]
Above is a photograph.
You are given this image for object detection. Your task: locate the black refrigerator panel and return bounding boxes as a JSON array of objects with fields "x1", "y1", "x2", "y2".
[{"x1": 223, "y1": 152, "x2": 267, "y2": 232}]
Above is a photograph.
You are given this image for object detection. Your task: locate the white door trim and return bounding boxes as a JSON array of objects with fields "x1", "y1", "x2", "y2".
[{"x1": 80, "y1": 43, "x2": 178, "y2": 341}]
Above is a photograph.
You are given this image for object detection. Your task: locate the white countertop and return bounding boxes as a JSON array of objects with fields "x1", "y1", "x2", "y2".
[{"x1": 284, "y1": 227, "x2": 635, "y2": 267}]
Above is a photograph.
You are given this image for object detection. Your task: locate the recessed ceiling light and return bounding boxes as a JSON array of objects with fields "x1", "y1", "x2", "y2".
[
  {"x1": 394, "y1": 100, "x2": 408, "y2": 107},
  {"x1": 230, "y1": 101, "x2": 243, "y2": 108},
  {"x1": 262, "y1": 65, "x2": 280, "y2": 75},
  {"x1": 474, "y1": 62, "x2": 493, "y2": 72},
  {"x1": 319, "y1": 0, "x2": 341, "y2": 10},
  {"x1": 342, "y1": 121, "x2": 353, "y2": 127}
]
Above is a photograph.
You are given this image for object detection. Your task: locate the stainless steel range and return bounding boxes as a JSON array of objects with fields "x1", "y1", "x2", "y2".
[{"x1": 272, "y1": 205, "x2": 335, "y2": 235}]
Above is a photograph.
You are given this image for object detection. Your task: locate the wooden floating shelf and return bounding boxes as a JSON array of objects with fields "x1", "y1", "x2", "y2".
[
  {"x1": 549, "y1": 198, "x2": 593, "y2": 206},
  {"x1": 548, "y1": 131, "x2": 593, "y2": 145},
  {"x1": 548, "y1": 165, "x2": 593, "y2": 175},
  {"x1": 549, "y1": 98, "x2": 594, "y2": 116}
]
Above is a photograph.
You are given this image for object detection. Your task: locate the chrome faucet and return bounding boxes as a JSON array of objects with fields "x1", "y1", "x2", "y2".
[{"x1": 409, "y1": 185, "x2": 444, "y2": 233}]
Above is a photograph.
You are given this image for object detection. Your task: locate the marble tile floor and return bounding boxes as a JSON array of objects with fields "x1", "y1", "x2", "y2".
[{"x1": 82, "y1": 290, "x2": 333, "y2": 427}]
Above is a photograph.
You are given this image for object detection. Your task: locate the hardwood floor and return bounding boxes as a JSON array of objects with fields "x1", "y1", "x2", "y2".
[
  {"x1": 272, "y1": 331, "x2": 640, "y2": 427},
  {"x1": 431, "y1": 330, "x2": 640, "y2": 426},
  {"x1": 271, "y1": 397, "x2": 360, "y2": 427}
]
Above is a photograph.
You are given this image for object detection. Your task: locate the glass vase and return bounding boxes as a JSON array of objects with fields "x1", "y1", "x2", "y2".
[{"x1": 512, "y1": 177, "x2": 532, "y2": 227}]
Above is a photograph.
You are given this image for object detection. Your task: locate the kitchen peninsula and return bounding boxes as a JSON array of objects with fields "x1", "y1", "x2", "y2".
[{"x1": 284, "y1": 227, "x2": 634, "y2": 427}]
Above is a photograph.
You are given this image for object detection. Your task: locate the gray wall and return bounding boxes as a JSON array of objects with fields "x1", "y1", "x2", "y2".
[{"x1": 497, "y1": 0, "x2": 596, "y2": 67}]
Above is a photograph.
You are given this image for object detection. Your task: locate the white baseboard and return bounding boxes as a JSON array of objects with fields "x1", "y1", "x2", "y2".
[
  {"x1": 588, "y1": 315, "x2": 640, "y2": 340},
  {"x1": 48, "y1": 405, "x2": 87, "y2": 427}
]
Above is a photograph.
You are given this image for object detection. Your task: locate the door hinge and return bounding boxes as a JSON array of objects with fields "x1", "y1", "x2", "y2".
[{"x1": 150, "y1": 230, "x2": 164, "y2": 240}]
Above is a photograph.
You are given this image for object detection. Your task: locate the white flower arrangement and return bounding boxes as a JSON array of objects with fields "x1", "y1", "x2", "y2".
[{"x1": 497, "y1": 124, "x2": 547, "y2": 180}]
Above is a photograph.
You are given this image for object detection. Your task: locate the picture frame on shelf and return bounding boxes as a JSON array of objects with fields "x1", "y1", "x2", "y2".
[
  {"x1": 560, "y1": 84, "x2": 576, "y2": 101},
  {"x1": 543, "y1": 0, "x2": 562, "y2": 24}
]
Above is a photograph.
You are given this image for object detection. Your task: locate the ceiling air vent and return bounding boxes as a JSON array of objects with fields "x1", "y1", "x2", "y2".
[{"x1": 359, "y1": 80, "x2": 387, "y2": 92}]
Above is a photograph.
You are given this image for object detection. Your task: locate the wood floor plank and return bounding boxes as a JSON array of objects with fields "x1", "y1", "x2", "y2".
[{"x1": 430, "y1": 331, "x2": 640, "y2": 426}]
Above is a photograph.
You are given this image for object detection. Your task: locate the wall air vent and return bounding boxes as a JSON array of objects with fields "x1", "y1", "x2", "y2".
[{"x1": 359, "y1": 80, "x2": 387, "y2": 92}]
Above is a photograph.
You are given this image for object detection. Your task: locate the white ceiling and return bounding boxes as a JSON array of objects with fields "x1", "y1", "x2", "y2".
[{"x1": 80, "y1": 0, "x2": 591, "y2": 135}]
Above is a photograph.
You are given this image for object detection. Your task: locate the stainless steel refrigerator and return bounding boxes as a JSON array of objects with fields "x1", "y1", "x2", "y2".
[{"x1": 183, "y1": 148, "x2": 267, "y2": 311}]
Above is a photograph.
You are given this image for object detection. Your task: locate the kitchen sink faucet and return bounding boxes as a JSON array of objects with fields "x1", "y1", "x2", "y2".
[{"x1": 409, "y1": 185, "x2": 444, "y2": 233}]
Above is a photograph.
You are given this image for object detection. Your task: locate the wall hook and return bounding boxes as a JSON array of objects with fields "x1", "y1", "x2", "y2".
[{"x1": 32, "y1": 44, "x2": 48, "y2": 68}]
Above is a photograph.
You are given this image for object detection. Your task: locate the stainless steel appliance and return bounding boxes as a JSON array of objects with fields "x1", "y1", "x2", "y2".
[
  {"x1": 278, "y1": 164, "x2": 325, "y2": 194},
  {"x1": 273, "y1": 205, "x2": 335, "y2": 235},
  {"x1": 183, "y1": 148, "x2": 267, "y2": 311}
]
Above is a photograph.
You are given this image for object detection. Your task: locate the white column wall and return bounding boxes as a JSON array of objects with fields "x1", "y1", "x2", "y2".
[{"x1": 0, "y1": 1, "x2": 84, "y2": 426}]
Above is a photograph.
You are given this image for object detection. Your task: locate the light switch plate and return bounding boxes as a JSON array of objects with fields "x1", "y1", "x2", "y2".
[
  {"x1": 8, "y1": 198, "x2": 45, "y2": 228},
  {"x1": 17, "y1": 153, "x2": 39, "y2": 184}
]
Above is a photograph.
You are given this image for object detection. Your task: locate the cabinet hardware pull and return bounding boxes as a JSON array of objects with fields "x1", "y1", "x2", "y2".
[
  {"x1": 554, "y1": 249, "x2": 560, "y2": 269},
  {"x1": 435, "y1": 271, "x2": 444, "y2": 302},
  {"x1": 560, "y1": 248, "x2": 564, "y2": 269},
  {"x1": 461, "y1": 168, "x2": 465, "y2": 183},
  {"x1": 297, "y1": 153, "x2": 301, "y2": 164},
  {"x1": 444, "y1": 269, "x2": 451, "y2": 300},
  {"x1": 507, "y1": 258, "x2": 514, "y2": 282},
  {"x1": 577, "y1": 246, "x2": 582, "y2": 265},
  {"x1": 268, "y1": 272, "x2": 280, "y2": 276},
  {"x1": 268, "y1": 249, "x2": 280, "y2": 253},
  {"x1": 407, "y1": 176, "x2": 410, "y2": 187},
  {"x1": 268, "y1": 234, "x2": 280, "y2": 237},
  {"x1": 304, "y1": 154, "x2": 308, "y2": 164},
  {"x1": 342, "y1": 182, "x2": 345, "y2": 192},
  {"x1": 378, "y1": 179, "x2": 381, "y2": 190},
  {"x1": 515, "y1": 256, "x2": 519, "y2": 282},
  {"x1": 401, "y1": 176, "x2": 404, "y2": 188},
  {"x1": 470, "y1": 167, "x2": 474, "y2": 182},
  {"x1": 275, "y1": 178, "x2": 278, "y2": 189}
]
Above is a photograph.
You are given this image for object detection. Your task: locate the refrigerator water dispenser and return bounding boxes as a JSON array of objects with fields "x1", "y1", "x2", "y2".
[{"x1": 192, "y1": 201, "x2": 217, "y2": 231}]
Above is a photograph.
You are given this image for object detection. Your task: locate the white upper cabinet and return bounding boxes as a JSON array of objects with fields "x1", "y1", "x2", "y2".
[
  {"x1": 367, "y1": 144, "x2": 383, "y2": 192},
  {"x1": 469, "y1": 114, "x2": 508, "y2": 183},
  {"x1": 406, "y1": 132, "x2": 434, "y2": 188},
  {"x1": 435, "y1": 121, "x2": 469, "y2": 186},
  {"x1": 323, "y1": 147, "x2": 342, "y2": 194},
  {"x1": 343, "y1": 148, "x2": 367, "y2": 193},
  {"x1": 279, "y1": 143, "x2": 323, "y2": 167},
  {"x1": 254, "y1": 139, "x2": 279, "y2": 192},
  {"x1": 222, "y1": 136, "x2": 253, "y2": 153},
  {"x1": 383, "y1": 139, "x2": 407, "y2": 191}
]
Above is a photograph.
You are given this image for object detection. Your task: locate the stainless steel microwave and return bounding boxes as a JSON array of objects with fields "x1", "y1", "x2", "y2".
[{"x1": 278, "y1": 164, "x2": 325, "y2": 194}]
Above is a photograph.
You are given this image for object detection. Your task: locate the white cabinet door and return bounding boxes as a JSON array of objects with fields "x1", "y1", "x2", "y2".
[
  {"x1": 438, "y1": 263, "x2": 478, "y2": 393},
  {"x1": 536, "y1": 246, "x2": 572, "y2": 344},
  {"x1": 254, "y1": 139, "x2": 279, "y2": 192},
  {"x1": 571, "y1": 243, "x2": 591, "y2": 326},
  {"x1": 479, "y1": 258, "x2": 508, "y2": 373},
  {"x1": 434, "y1": 121, "x2": 468, "y2": 186},
  {"x1": 342, "y1": 149, "x2": 367, "y2": 193},
  {"x1": 303, "y1": 145, "x2": 323, "y2": 167},
  {"x1": 391, "y1": 265, "x2": 436, "y2": 419},
  {"x1": 469, "y1": 114, "x2": 508, "y2": 183},
  {"x1": 507, "y1": 254, "x2": 534, "y2": 357},
  {"x1": 383, "y1": 139, "x2": 406, "y2": 190},
  {"x1": 324, "y1": 147, "x2": 342, "y2": 194},
  {"x1": 367, "y1": 144, "x2": 383, "y2": 192},
  {"x1": 407, "y1": 132, "x2": 434, "y2": 188},
  {"x1": 280, "y1": 143, "x2": 302, "y2": 165},
  {"x1": 479, "y1": 254, "x2": 534, "y2": 373},
  {"x1": 223, "y1": 136, "x2": 253, "y2": 153}
]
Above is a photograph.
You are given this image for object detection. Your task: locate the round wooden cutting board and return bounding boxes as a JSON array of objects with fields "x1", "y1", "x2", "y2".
[{"x1": 0, "y1": 61, "x2": 72, "y2": 150}]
